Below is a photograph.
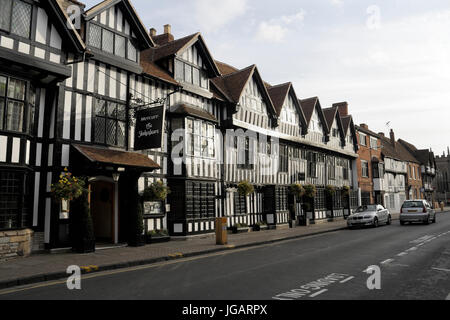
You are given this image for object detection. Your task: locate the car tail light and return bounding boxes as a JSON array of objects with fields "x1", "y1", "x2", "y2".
[{"x1": 423, "y1": 206, "x2": 427, "y2": 213}]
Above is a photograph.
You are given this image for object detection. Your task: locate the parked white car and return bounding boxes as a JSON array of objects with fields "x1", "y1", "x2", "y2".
[
  {"x1": 347, "y1": 205, "x2": 391, "y2": 228},
  {"x1": 400, "y1": 200, "x2": 436, "y2": 225}
]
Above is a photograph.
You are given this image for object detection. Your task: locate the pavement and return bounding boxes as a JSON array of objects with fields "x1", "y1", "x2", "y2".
[
  {"x1": 0, "y1": 208, "x2": 448, "y2": 291},
  {"x1": 0, "y1": 209, "x2": 449, "y2": 300}
]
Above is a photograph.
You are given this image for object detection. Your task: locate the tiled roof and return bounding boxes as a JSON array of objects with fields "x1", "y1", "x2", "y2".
[
  {"x1": 341, "y1": 115, "x2": 352, "y2": 135},
  {"x1": 73, "y1": 144, "x2": 160, "y2": 170},
  {"x1": 170, "y1": 103, "x2": 218, "y2": 123},
  {"x1": 266, "y1": 83, "x2": 291, "y2": 116},
  {"x1": 299, "y1": 97, "x2": 318, "y2": 125},
  {"x1": 322, "y1": 107, "x2": 338, "y2": 130},
  {"x1": 215, "y1": 60, "x2": 239, "y2": 76},
  {"x1": 380, "y1": 136, "x2": 399, "y2": 160},
  {"x1": 144, "y1": 33, "x2": 199, "y2": 62},
  {"x1": 210, "y1": 65, "x2": 255, "y2": 103},
  {"x1": 140, "y1": 60, "x2": 179, "y2": 86},
  {"x1": 355, "y1": 125, "x2": 381, "y2": 138}
]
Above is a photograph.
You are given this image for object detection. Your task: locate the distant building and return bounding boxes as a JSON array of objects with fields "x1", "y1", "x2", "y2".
[{"x1": 435, "y1": 148, "x2": 450, "y2": 204}]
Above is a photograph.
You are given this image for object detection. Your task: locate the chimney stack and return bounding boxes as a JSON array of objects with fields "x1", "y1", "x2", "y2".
[
  {"x1": 360, "y1": 123, "x2": 369, "y2": 130},
  {"x1": 149, "y1": 28, "x2": 157, "y2": 37},
  {"x1": 390, "y1": 129, "x2": 395, "y2": 147},
  {"x1": 333, "y1": 102, "x2": 348, "y2": 117},
  {"x1": 378, "y1": 132, "x2": 385, "y2": 137},
  {"x1": 164, "y1": 24, "x2": 171, "y2": 35}
]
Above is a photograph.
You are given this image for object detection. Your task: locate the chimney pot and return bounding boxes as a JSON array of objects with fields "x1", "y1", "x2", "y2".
[
  {"x1": 390, "y1": 129, "x2": 395, "y2": 146},
  {"x1": 164, "y1": 24, "x2": 171, "y2": 35},
  {"x1": 150, "y1": 28, "x2": 157, "y2": 37}
]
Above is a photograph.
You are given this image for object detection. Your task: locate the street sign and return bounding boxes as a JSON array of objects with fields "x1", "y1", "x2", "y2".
[{"x1": 134, "y1": 106, "x2": 164, "y2": 151}]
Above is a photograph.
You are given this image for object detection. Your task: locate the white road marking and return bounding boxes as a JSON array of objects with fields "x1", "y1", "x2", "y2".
[
  {"x1": 309, "y1": 289, "x2": 328, "y2": 298},
  {"x1": 410, "y1": 235, "x2": 434, "y2": 244},
  {"x1": 406, "y1": 247, "x2": 418, "y2": 252},
  {"x1": 340, "y1": 276, "x2": 355, "y2": 283},
  {"x1": 432, "y1": 267, "x2": 450, "y2": 273},
  {"x1": 381, "y1": 259, "x2": 395, "y2": 265},
  {"x1": 397, "y1": 252, "x2": 408, "y2": 257}
]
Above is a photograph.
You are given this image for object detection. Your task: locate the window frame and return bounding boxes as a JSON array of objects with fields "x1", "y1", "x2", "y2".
[
  {"x1": 93, "y1": 98, "x2": 126, "y2": 147},
  {"x1": 361, "y1": 160, "x2": 369, "y2": 178},
  {"x1": 0, "y1": 0, "x2": 33, "y2": 39},
  {"x1": 0, "y1": 74, "x2": 35, "y2": 135}
]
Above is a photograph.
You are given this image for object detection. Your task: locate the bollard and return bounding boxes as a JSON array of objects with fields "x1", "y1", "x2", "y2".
[{"x1": 215, "y1": 217, "x2": 228, "y2": 245}]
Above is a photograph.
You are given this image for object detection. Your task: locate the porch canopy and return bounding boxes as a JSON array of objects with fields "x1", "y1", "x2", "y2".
[{"x1": 71, "y1": 144, "x2": 160, "y2": 174}]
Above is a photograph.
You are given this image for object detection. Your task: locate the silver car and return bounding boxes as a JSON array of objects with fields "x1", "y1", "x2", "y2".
[
  {"x1": 347, "y1": 204, "x2": 391, "y2": 228},
  {"x1": 400, "y1": 200, "x2": 436, "y2": 225}
]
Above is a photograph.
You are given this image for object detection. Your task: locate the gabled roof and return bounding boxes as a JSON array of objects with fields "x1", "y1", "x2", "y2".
[
  {"x1": 85, "y1": 0, "x2": 154, "y2": 48},
  {"x1": 144, "y1": 33, "x2": 221, "y2": 77},
  {"x1": 47, "y1": 0, "x2": 86, "y2": 53},
  {"x1": 267, "y1": 83, "x2": 291, "y2": 116},
  {"x1": 215, "y1": 60, "x2": 239, "y2": 76},
  {"x1": 398, "y1": 139, "x2": 434, "y2": 166},
  {"x1": 266, "y1": 82, "x2": 307, "y2": 132},
  {"x1": 299, "y1": 97, "x2": 329, "y2": 135},
  {"x1": 210, "y1": 65, "x2": 277, "y2": 117},
  {"x1": 341, "y1": 116, "x2": 352, "y2": 136},
  {"x1": 323, "y1": 107, "x2": 345, "y2": 141}
]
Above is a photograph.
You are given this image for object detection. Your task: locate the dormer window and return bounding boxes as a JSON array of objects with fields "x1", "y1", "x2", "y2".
[{"x1": 0, "y1": 0, "x2": 32, "y2": 39}]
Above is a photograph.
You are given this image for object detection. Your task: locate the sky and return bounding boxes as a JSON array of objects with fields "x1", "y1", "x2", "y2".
[{"x1": 82, "y1": 0, "x2": 450, "y2": 156}]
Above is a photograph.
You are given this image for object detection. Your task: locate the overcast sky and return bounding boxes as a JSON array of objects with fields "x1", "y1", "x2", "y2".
[{"x1": 83, "y1": 0, "x2": 450, "y2": 156}]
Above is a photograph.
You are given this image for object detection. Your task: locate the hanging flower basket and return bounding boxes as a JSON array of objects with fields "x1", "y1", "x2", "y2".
[
  {"x1": 342, "y1": 185, "x2": 350, "y2": 196},
  {"x1": 289, "y1": 184, "x2": 305, "y2": 198},
  {"x1": 143, "y1": 180, "x2": 171, "y2": 201},
  {"x1": 304, "y1": 184, "x2": 317, "y2": 198},
  {"x1": 325, "y1": 185, "x2": 336, "y2": 196},
  {"x1": 50, "y1": 168, "x2": 86, "y2": 201},
  {"x1": 237, "y1": 180, "x2": 254, "y2": 196}
]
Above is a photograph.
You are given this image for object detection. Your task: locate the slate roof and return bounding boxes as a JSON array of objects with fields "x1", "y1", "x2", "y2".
[
  {"x1": 140, "y1": 59, "x2": 179, "y2": 86},
  {"x1": 322, "y1": 107, "x2": 338, "y2": 130}
]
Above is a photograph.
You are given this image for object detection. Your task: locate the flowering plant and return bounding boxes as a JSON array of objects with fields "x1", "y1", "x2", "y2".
[
  {"x1": 50, "y1": 168, "x2": 85, "y2": 201},
  {"x1": 289, "y1": 183, "x2": 305, "y2": 198},
  {"x1": 237, "y1": 180, "x2": 254, "y2": 196},
  {"x1": 304, "y1": 184, "x2": 317, "y2": 198},
  {"x1": 143, "y1": 180, "x2": 170, "y2": 201}
]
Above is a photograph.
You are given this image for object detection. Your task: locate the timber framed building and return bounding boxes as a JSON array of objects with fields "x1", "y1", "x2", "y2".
[{"x1": 0, "y1": 0, "x2": 360, "y2": 253}]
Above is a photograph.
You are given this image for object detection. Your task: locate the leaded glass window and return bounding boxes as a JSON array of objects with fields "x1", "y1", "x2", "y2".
[
  {"x1": 115, "y1": 34, "x2": 126, "y2": 58},
  {"x1": 127, "y1": 40, "x2": 137, "y2": 62},
  {"x1": 102, "y1": 29, "x2": 114, "y2": 54},
  {"x1": 0, "y1": 0, "x2": 12, "y2": 32},
  {"x1": 11, "y1": 0, "x2": 32, "y2": 38},
  {"x1": 94, "y1": 98, "x2": 126, "y2": 147},
  {"x1": 89, "y1": 24, "x2": 102, "y2": 49},
  {"x1": 0, "y1": 75, "x2": 32, "y2": 134}
]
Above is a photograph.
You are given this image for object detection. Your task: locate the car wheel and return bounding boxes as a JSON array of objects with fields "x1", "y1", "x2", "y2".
[
  {"x1": 424, "y1": 215, "x2": 430, "y2": 225},
  {"x1": 432, "y1": 215, "x2": 436, "y2": 223},
  {"x1": 386, "y1": 215, "x2": 392, "y2": 225},
  {"x1": 373, "y1": 217, "x2": 379, "y2": 228},
  {"x1": 400, "y1": 220, "x2": 405, "y2": 225}
]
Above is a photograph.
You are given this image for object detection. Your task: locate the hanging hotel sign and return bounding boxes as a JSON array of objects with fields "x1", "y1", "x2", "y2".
[{"x1": 134, "y1": 105, "x2": 164, "y2": 151}]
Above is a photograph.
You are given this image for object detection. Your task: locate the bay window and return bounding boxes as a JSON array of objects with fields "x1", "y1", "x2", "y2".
[
  {"x1": 175, "y1": 59, "x2": 209, "y2": 89},
  {"x1": 0, "y1": 0, "x2": 32, "y2": 39}
]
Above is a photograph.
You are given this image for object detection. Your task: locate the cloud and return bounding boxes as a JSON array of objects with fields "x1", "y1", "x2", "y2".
[
  {"x1": 330, "y1": 0, "x2": 344, "y2": 6},
  {"x1": 194, "y1": 0, "x2": 249, "y2": 32},
  {"x1": 255, "y1": 10, "x2": 306, "y2": 43}
]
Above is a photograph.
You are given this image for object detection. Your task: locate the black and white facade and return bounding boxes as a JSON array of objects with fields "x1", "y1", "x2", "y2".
[{"x1": 0, "y1": 0, "x2": 360, "y2": 250}]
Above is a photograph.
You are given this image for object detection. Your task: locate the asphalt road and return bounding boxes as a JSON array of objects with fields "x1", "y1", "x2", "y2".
[{"x1": 1, "y1": 212, "x2": 449, "y2": 300}]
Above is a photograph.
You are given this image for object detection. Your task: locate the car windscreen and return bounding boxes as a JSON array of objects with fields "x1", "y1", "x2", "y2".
[
  {"x1": 355, "y1": 205, "x2": 377, "y2": 212},
  {"x1": 402, "y1": 201, "x2": 424, "y2": 208}
]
